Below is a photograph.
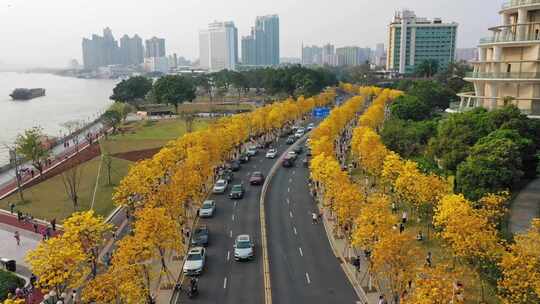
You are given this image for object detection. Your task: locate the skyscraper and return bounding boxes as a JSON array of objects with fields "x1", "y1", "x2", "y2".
[
  {"x1": 199, "y1": 21, "x2": 239, "y2": 71},
  {"x1": 241, "y1": 15, "x2": 280, "y2": 66},
  {"x1": 387, "y1": 10, "x2": 457, "y2": 74},
  {"x1": 82, "y1": 27, "x2": 121, "y2": 69},
  {"x1": 120, "y1": 34, "x2": 144, "y2": 66},
  {"x1": 302, "y1": 45, "x2": 323, "y2": 65},
  {"x1": 145, "y1": 37, "x2": 166, "y2": 58}
]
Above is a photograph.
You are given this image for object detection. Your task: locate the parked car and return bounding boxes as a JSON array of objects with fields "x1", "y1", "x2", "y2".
[
  {"x1": 229, "y1": 184, "x2": 245, "y2": 199},
  {"x1": 230, "y1": 160, "x2": 241, "y2": 172},
  {"x1": 293, "y1": 145, "x2": 303, "y2": 155},
  {"x1": 220, "y1": 169, "x2": 233, "y2": 182},
  {"x1": 282, "y1": 155, "x2": 295, "y2": 168},
  {"x1": 249, "y1": 171, "x2": 265, "y2": 185},
  {"x1": 183, "y1": 247, "x2": 206, "y2": 276},
  {"x1": 234, "y1": 234, "x2": 254, "y2": 261},
  {"x1": 191, "y1": 225, "x2": 209, "y2": 247},
  {"x1": 213, "y1": 179, "x2": 228, "y2": 194},
  {"x1": 287, "y1": 151, "x2": 297, "y2": 160},
  {"x1": 286, "y1": 136, "x2": 295, "y2": 145},
  {"x1": 265, "y1": 148, "x2": 277, "y2": 159},
  {"x1": 199, "y1": 200, "x2": 216, "y2": 218},
  {"x1": 247, "y1": 146, "x2": 258, "y2": 156}
]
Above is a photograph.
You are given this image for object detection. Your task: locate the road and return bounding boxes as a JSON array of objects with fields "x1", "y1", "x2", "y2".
[
  {"x1": 176, "y1": 135, "x2": 290, "y2": 304},
  {"x1": 265, "y1": 139, "x2": 359, "y2": 304}
]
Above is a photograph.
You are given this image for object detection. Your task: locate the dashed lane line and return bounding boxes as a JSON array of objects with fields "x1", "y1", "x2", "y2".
[
  {"x1": 286, "y1": 198, "x2": 290, "y2": 205},
  {"x1": 230, "y1": 230, "x2": 233, "y2": 238},
  {"x1": 299, "y1": 247, "x2": 303, "y2": 257},
  {"x1": 293, "y1": 226, "x2": 297, "y2": 235},
  {"x1": 227, "y1": 251, "x2": 230, "y2": 261},
  {"x1": 306, "y1": 273, "x2": 311, "y2": 284},
  {"x1": 289, "y1": 211, "x2": 293, "y2": 218},
  {"x1": 223, "y1": 277, "x2": 228, "y2": 289},
  {"x1": 232, "y1": 214, "x2": 235, "y2": 222}
]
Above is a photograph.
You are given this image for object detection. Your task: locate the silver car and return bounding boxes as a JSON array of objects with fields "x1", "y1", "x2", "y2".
[
  {"x1": 234, "y1": 234, "x2": 254, "y2": 261},
  {"x1": 265, "y1": 148, "x2": 277, "y2": 159},
  {"x1": 213, "y1": 179, "x2": 228, "y2": 194},
  {"x1": 199, "y1": 200, "x2": 216, "y2": 218},
  {"x1": 183, "y1": 247, "x2": 206, "y2": 276}
]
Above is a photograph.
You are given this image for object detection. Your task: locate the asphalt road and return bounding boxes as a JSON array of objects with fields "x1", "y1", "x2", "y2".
[
  {"x1": 177, "y1": 134, "x2": 292, "y2": 304},
  {"x1": 265, "y1": 139, "x2": 359, "y2": 304}
]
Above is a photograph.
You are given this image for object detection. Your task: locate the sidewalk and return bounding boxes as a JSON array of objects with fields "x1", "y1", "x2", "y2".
[{"x1": 509, "y1": 177, "x2": 540, "y2": 234}]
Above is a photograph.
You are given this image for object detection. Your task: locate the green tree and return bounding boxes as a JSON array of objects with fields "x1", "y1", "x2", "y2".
[
  {"x1": 415, "y1": 59, "x2": 439, "y2": 78},
  {"x1": 456, "y1": 134, "x2": 523, "y2": 200},
  {"x1": 152, "y1": 75, "x2": 196, "y2": 113},
  {"x1": 110, "y1": 76, "x2": 153, "y2": 105},
  {"x1": 102, "y1": 110, "x2": 122, "y2": 134},
  {"x1": 15, "y1": 127, "x2": 51, "y2": 178},
  {"x1": 381, "y1": 118, "x2": 437, "y2": 157},
  {"x1": 408, "y1": 80, "x2": 456, "y2": 110},
  {"x1": 390, "y1": 95, "x2": 431, "y2": 121}
]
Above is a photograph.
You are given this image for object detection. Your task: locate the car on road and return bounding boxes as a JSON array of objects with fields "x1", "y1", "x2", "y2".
[
  {"x1": 183, "y1": 247, "x2": 206, "y2": 276},
  {"x1": 294, "y1": 128, "x2": 305, "y2": 138},
  {"x1": 239, "y1": 153, "x2": 250, "y2": 163},
  {"x1": 286, "y1": 136, "x2": 295, "y2": 145},
  {"x1": 212, "y1": 179, "x2": 228, "y2": 194},
  {"x1": 249, "y1": 171, "x2": 265, "y2": 185},
  {"x1": 220, "y1": 169, "x2": 233, "y2": 182},
  {"x1": 234, "y1": 234, "x2": 254, "y2": 261},
  {"x1": 230, "y1": 160, "x2": 241, "y2": 172},
  {"x1": 282, "y1": 155, "x2": 295, "y2": 168},
  {"x1": 229, "y1": 184, "x2": 245, "y2": 199},
  {"x1": 265, "y1": 148, "x2": 277, "y2": 159},
  {"x1": 191, "y1": 225, "x2": 209, "y2": 247},
  {"x1": 307, "y1": 123, "x2": 315, "y2": 131},
  {"x1": 293, "y1": 145, "x2": 303, "y2": 155},
  {"x1": 247, "y1": 146, "x2": 258, "y2": 156},
  {"x1": 303, "y1": 157, "x2": 310, "y2": 167},
  {"x1": 198, "y1": 200, "x2": 216, "y2": 218},
  {"x1": 287, "y1": 151, "x2": 297, "y2": 160}
]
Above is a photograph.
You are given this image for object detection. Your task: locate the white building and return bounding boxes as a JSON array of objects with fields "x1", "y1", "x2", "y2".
[
  {"x1": 199, "y1": 21, "x2": 238, "y2": 72},
  {"x1": 144, "y1": 57, "x2": 169, "y2": 73}
]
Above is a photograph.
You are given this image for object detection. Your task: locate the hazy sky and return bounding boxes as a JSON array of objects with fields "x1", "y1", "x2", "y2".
[{"x1": 1, "y1": 0, "x2": 501, "y2": 68}]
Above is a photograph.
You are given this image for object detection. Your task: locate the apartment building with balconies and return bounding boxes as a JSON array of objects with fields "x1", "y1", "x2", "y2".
[{"x1": 458, "y1": 0, "x2": 540, "y2": 117}]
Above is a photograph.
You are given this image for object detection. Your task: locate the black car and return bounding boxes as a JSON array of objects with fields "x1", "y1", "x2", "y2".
[
  {"x1": 239, "y1": 153, "x2": 250, "y2": 163},
  {"x1": 306, "y1": 148, "x2": 312, "y2": 157},
  {"x1": 293, "y1": 146, "x2": 303, "y2": 154},
  {"x1": 282, "y1": 156, "x2": 295, "y2": 168},
  {"x1": 286, "y1": 136, "x2": 295, "y2": 145},
  {"x1": 191, "y1": 225, "x2": 209, "y2": 247},
  {"x1": 230, "y1": 161, "x2": 241, "y2": 172},
  {"x1": 229, "y1": 184, "x2": 245, "y2": 199},
  {"x1": 220, "y1": 169, "x2": 234, "y2": 182}
]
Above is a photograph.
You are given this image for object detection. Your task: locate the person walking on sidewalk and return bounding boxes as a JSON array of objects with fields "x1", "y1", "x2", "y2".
[
  {"x1": 51, "y1": 218, "x2": 56, "y2": 231},
  {"x1": 14, "y1": 231, "x2": 20, "y2": 246},
  {"x1": 10, "y1": 203, "x2": 15, "y2": 214}
]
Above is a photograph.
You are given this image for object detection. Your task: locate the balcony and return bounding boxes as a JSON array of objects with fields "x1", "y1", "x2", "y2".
[
  {"x1": 453, "y1": 92, "x2": 540, "y2": 118},
  {"x1": 479, "y1": 22, "x2": 540, "y2": 45},
  {"x1": 465, "y1": 72, "x2": 540, "y2": 80},
  {"x1": 502, "y1": 0, "x2": 540, "y2": 10}
]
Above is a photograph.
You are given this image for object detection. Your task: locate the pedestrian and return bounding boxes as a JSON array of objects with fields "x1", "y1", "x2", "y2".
[
  {"x1": 391, "y1": 202, "x2": 397, "y2": 213},
  {"x1": 399, "y1": 222, "x2": 405, "y2": 233},
  {"x1": 17, "y1": 210, "x2": 22, "y2": 222},
  {"x1": 45, "y1": 227, "x2": 51, "y2": 239},
  {"x1": 71, "y1": 290, "x2": 78, "y2": 304},
  {"x1": 402, "y1": 210, "x2": 408, "y2": 224},
  {"x1": 312, "y1": 212, "x2": 318, "y2": 224},
  {"x1": 426, "y1": 251, "x2": 432, "y2": 268},
  {"x1": 9, "y1": 203, "x2": 15, "y2": 214},
  {"x1": 51, "y1": 218, "x2": 56, "y2": 231},
  {"x1": 14, "y1": 231, "x2": 20, "y2": 246},
  {"x1": 33, "y1": 222, "x2": 39, "y2": 233},
  {"x1": 41, "y1": 227, "x2": 47, "y2": 241},
  {"x1": 30, "y1": 274, "x2": 37, "y2": 287},
  {"x1": 30, "y1": 170, "x2": 34, "y2": 178}
]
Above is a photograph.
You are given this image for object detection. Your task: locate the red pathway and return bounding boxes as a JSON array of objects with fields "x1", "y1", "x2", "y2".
[{"x1": 0, "y1": 211, "x2": 61, "y2": 237}]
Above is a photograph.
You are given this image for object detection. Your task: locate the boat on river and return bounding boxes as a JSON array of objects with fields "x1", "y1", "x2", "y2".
[{"x1": 9, "y1": 88, "x2": 46, "y2": 100}]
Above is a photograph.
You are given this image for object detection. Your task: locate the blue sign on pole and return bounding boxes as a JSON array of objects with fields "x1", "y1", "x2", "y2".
[{"x1": 313, "y1": 107, "x2": 330, "y2": 118}]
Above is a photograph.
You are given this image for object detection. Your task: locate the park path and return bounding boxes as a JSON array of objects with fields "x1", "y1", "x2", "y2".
[{"x1": 509, "y1": 177, "x2": 540, "y2": 234}]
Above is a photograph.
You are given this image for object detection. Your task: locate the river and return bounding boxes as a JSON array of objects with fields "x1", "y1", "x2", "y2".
[{"x1": 0, "y1": 72, "x2": 116, "y2": 166}]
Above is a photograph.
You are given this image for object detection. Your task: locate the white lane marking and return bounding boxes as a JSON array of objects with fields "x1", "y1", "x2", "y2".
[
  {"x1": 232, "y1": 214, "x2": 235, "y2": 221},
  {"x1": 246, "y1": 172, "x2": 251, "y2": 177},
  {"x1": 260, "y1": 159, "x2": 263, "y2": 163},
  {"x1": 293, "y1": 226, "x2": 297, "y2": 235},
  {"x1": 306, "y1": 273, "x2": 311, "y2": 284},
  {"x1": 234, "y1": 201, "x2": 237, "y2": 208},
  {"x1": 286, "y1": 198, "x2": 290, "y2": 204},
  {"x1": 230, "y1": 230, "x2": 233, "y2": 238},
  {"x1": 299, "y1": 247, "x2": 303, "y2": 257},
  {"x1": 289, "y1": 178, "x2": 292, "y2": 183},
  {"x1": 223, "y1": 277, "x2": 228, "y2": 289},
  {"x1": 227, "y1": 251, "x2": 230, "y2": 261},
  {"x1": 289, "y1": 211, "x2": 293, "y2": 218},
  {"x1": 287, "y1": 187, "x2": 290, "y2": 193},
  {"x1": 292, "y1": 170, "x2": 296, "y2": 175},
  {"x1": 253, "y1": 165, "x2": 257, "y2": 169}
]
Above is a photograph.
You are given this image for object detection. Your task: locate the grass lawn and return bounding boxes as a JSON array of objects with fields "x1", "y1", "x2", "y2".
[
  {"x1": 0, "y1": 270, "x2": 24, "y2": 301},
  {"x1": 0, "y1": 156, "x2": 132, "y2": 222},
  {"x1": 101, "y1": 118, "x2": 211, "y2": 155}
]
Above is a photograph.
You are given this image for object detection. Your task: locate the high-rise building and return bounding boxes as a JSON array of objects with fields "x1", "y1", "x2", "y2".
[
  {"x1": 145, "y1": 37, "x2": 166, "y2": 58},
  {"x1": 119, "y1": 34, "x2": 144, "y2": 66},
  {"x1": 374, "y1": 43, "x2": 386, "y2": 66},
  {"x1": 199, "y1": 21, "x2": 239, "y2": 71},
  {"x1": 387, "y1": 10, "x2": 458, "y2": 74},
  {"x1": 302, "y1": 45, "x2": 323, "y2": 65},
  {"x1": 241, "y1": 15, "x2": 280, "y2": 66},
  {"x1": 457, "y1": 1, "x2": 540, "y2": 117},
  {"x1": 82, "y1": 27, "x2": 121, "y2": 69},
  {"x1": 335, "y1": 47, "x2": 371, "y2": 66},
  {"x1": 456, "y1": 48, "x2": 478, "y2": 62}
]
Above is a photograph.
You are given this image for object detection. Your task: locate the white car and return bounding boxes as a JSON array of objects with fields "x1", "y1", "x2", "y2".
[
  {"x1": 183, "y1": 247, "x2": 206, "y2": 275},
  {"x1": 295, "y1": 128, "x2": 305, "y2": 138},
  {"x1": 287, "y1": 151, "x2": 297, "y2": 160},
  {"x1": 307, "y1": 123, "x2": 315, "y2": 131},
  {"x1": 234, "y1": 234, "x2": 254, "y2": 261},
  {"x1": 247, "y1": 146, "x2": 258, "y2": 156},
  {"x1": 213, "y1": 179, "x2": 228, "y2": 194},
  {"x1": 199, "y1": 200, "x2": 216, "y2": 218},
  {"x1": 265, "y1": 148, "x2": 277, "y2": 159}
]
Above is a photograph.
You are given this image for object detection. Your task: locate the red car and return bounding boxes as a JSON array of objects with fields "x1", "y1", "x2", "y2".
[{"x1": 249, "y1": 171, "x2": 265, "y2": 185}]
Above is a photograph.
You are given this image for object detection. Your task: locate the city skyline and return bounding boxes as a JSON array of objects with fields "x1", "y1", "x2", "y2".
[{"x1": 1, "y1": 0, "x2": 500, "y2": 68}]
